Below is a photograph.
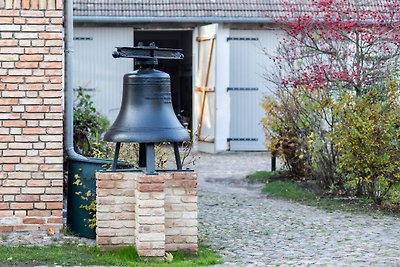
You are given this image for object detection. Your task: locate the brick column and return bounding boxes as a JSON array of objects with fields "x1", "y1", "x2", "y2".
[
  {"x1": 0, "y1": 0, "x2": 64, "y2": 232},
  {"x1": 135, "y1": 175, "x2": 166, "y2": 257},
  {"x1": 96, "y1": 173, "x2": 136, "y2": 248},
  {"x1": 165, "y1": 173, "x2": 198, "y2": 253},
  {"x1": 96, "y1": 172, "x2": 198, "y2": 256}
]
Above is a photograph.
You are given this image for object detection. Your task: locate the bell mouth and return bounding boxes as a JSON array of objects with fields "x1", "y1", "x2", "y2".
[{"x1": 104, "y1": 127, "x2": 190, "y2": 143}]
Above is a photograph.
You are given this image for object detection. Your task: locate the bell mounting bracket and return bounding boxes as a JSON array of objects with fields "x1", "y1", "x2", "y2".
[{"x1": 112, "y1": 42, "x2": 184, "y2": 63}]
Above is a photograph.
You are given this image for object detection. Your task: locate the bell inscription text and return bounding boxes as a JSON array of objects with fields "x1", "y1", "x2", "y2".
[{"x1": 144, "y1": 92, "x2": 172, "y2": 104}]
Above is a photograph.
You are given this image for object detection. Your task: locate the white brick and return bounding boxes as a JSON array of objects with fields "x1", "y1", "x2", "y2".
[
  {"x1": 136, "y1": 233, "x2": 165, "y2": 242},
  {"x1": 0, "y1": 25, "x2": 20, "y2": 31}
]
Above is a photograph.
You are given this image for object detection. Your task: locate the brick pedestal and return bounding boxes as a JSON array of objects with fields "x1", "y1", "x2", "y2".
[{"x1": 96, "y1": 171, "x2": 198, "y2": 256}]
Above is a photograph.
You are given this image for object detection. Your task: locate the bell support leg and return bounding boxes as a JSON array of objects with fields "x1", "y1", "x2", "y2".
[
  {"x1": 112, "y1": 142, "x2": 121, "y2": 171},
  {"x1": 146, "y1": 143, "x2": 156, "y2": 174},
  {"x1": 139, "y1": 143, "x2": 146, "y2": 168},
  {"x1": 173, "y1": 142, "x2": 182, "y2": 170}
]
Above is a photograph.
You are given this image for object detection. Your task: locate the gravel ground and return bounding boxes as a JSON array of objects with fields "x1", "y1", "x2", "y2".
[
  {"x1": 193, "y1": 152, "x2": 400, "y2": 267},
  {"x1": 0, "y1": 231, "x2": 95, "y2": 247}
]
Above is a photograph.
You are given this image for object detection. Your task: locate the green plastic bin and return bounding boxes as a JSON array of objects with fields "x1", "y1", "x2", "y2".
[{"x1": 66, "y1": 157, "x2": 111, "y2": 239}]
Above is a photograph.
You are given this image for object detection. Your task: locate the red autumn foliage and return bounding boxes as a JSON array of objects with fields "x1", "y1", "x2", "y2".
[{"x1": 270, "y1": 0, "x2": 400, "y2": 94}]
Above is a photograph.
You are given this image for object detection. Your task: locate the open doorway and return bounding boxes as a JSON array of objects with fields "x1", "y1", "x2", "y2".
[{"x1": 134, "y1": 30, "x2": 193, "y2": 131}]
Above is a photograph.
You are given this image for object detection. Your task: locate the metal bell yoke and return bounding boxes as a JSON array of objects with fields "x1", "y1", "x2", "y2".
[{"x1": 104, "y1": 43, "x2": 190, "y2": 174}]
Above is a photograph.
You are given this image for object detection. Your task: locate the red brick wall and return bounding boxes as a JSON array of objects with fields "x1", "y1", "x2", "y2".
[{"x1": 0, "y1": 0, "x2": 64, "y2": 232}]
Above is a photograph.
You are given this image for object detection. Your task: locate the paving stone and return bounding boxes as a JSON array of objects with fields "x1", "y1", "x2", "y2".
[
  {"x1": 193, "y1": 152, "x2": 400, "y2": 267},
  {"x1": 2, "y1": 152, "x2": 400, "y2": 266}
]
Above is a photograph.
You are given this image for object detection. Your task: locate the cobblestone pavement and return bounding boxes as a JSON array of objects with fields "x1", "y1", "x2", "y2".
[
  {"x1": 193, "y1": 152, "x2": 400, "y2": 267},
  {"x1": 2, "y1": 152, "x2": 400, "y2": 267}
]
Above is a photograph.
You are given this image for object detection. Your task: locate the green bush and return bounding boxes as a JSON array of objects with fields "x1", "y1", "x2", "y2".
[
  {"x1": 73, "y1": 88, "x2": 109, "y2": 157},
  {"x1": 261, "y1": 91, "x2": 311, "y2": 178},
  {"x1": 332, "y1": 81, "x2": 400, "y2": 205},
  {"x1": 261, "y1": 87, "x2": 337, "y2": 186}
]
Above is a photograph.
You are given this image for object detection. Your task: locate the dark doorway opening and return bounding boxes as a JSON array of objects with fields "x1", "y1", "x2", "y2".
[{"x1": 134, "y1": 30, "x2": 193, "y2": 131}]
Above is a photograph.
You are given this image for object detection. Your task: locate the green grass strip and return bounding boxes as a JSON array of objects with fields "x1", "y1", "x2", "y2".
[
  {"x1": 0, "y1": 243, "x2": 222, "y2": 267},
  {"x1": 262, "y1": 180, "x2": 316, "y2": 202},
  {"x1": 246, "y1": 171, "x2": 279, "y2": 183},
  {"x1": 260, "y1": 179, "x2": 388, "y2": 215}
]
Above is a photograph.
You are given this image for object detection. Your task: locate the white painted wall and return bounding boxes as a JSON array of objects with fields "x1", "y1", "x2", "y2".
[
  {"x1": 73, "y1": 27, "x2": 134, "y2": 124},
  {"x1": 74, "y1": 25, "x2": 285, "y2": 154}
]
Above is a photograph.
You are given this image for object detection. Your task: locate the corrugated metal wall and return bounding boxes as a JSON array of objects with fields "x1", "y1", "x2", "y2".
[
  {"x1": 73, "y1": 27, "x2": 134, "y2": 123},
  {"x1": 228, "y1": 30, "x2": 282, "y2": 151}
]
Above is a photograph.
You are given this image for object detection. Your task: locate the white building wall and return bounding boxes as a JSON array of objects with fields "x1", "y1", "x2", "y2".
[
  {"x1": 73, "y1": 27, "x2": 134, "y2": 123},
  {"x1": 74, "y1": 25, "x2": 284, "y2": 154}
]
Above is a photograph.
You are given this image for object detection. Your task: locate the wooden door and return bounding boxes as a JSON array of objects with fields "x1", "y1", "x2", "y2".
[{"x1": 194, "y1": 24, "x2": 217, "y2": 143}]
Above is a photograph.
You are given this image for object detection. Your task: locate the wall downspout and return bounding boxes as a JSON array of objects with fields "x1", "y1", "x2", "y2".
[
  {"x1": 65, "y1": 2, "x2": 126, "y2": 165},
  {"x1": 65, "y1": 0, "x2": 117, "y2": 239},
  {"x1": 64, "y1": 0, "x2": 87, "y2": 161}
]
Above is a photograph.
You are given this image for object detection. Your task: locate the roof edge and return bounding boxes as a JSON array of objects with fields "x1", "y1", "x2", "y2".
[{"x1": 73, "y1": 16, "x2": 275, "y2": 24}]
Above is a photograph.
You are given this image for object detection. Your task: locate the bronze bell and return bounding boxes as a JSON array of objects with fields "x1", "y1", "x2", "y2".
[{"x1": 104, "y1": 44, "x2": 189, "y2": 173}]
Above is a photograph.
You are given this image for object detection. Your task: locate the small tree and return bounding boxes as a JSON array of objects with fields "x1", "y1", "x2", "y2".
[
  {"x1": 263, "y1": 0, "x2": 400, "y2": 193},
  {"x1": 271, "y1": 0, "x2": 400, "y2": 95}
]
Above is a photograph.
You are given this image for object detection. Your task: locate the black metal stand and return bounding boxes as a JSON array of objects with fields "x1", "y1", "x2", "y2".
[
  {"x1": 173, "y1": 142, "x2": 182, "y2": 170},
  {"x1": 112, "y1": 142, "x2": 121, "y2": 171},
  {"x1": 139, "y1": 143, "x2": 146, "y2": 168},
  {"x1": 111, "y1": 142, "x2": 183, "y2": 173},
  {"x1": 145, "y1": 143, "x2": 155, "y2": 174}
]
